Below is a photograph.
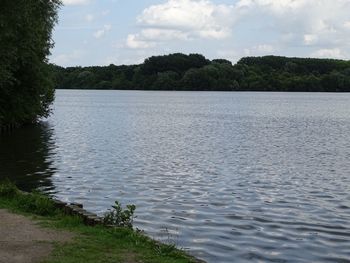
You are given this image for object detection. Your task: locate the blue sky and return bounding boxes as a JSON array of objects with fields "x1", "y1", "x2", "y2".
[{"x1": 50, "y1": 0, "x2": 350, "y2": 67}]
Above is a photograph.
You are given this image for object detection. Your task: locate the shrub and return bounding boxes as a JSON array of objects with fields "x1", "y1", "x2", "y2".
[
  {"x1": 103, "y1": 200, "x2": 136, "y2": 228},
  {"x1": 16, "y1": 191, "x2": 57, "y2": 216},
  {"x1": 0, "y1": 180, "x2": 18, "y2": 198}
]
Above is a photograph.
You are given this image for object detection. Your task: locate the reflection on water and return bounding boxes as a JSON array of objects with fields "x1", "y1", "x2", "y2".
[
  {"x1": 1, "y1": 90, "x2": 350, "y2": 263},
  {"x1": 0, "y1": 123, "x2": 56, "y2": 192}
]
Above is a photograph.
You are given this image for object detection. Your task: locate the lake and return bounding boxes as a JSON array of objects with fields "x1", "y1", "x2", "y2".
[{"x1": 1, "y1": 90, "x2": 350, "y2": 262}]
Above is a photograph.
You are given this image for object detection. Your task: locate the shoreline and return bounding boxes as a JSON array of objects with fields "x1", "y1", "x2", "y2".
[
  {"x1": 0, "y1": 182, "x2": 205, "y2": 263},
  {"x1": 54, "y1": 88, "x2": 350, "y2": 93}
]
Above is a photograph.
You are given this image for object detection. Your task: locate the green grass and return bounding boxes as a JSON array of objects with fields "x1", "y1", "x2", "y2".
[{"x1": 0, "y1": 181, "x2": 202, "y2": 263}]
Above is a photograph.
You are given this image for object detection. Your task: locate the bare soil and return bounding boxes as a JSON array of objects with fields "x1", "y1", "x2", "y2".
[{"x1": 0, "y1": 209, "x2": 73, "y2": 263}]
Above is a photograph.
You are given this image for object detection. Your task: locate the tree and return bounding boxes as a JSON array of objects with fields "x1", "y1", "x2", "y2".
[
  {"x1": 141, "y1": 53, "x2": 210, "y2": 75},
  {"x1": 0, "y1": 0, "x2": 61, "y2": 126},
  {"x1": 181, "y1": 68, "x2": 216, "y2": 90},
  {"x1": 152, "y1": 71, "x2": 179, "y2": 90}
]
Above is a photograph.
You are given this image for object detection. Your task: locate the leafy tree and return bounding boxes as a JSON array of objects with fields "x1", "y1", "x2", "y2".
[
  {"x1": 212, "y1": 59, "x2": 232, "y2": 65},
  {"x1": 0, "y1": 0, "x2": 61, "y2": 126},
  {"x1": 181, "y1": 68, "x2": 216, "y2": 90},
  {"x1": 141, "y1": 53, "x2": 210, "y2": 75},
  {"x1": 112, "y1": 73, "x2": 132, "y2": 90},
  {"x1": 152, "y1": 71, "x2": 180, "y2": 90}
]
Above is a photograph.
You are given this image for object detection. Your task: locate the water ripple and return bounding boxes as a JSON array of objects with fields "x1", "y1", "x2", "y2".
[{"x1": 2, "y1": 91, "x2": 350, "y2": 263}]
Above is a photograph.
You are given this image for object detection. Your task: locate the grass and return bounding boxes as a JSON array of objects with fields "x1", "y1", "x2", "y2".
[{"x1": 0, "y1": 181, "x2": 202, "y2": 263}]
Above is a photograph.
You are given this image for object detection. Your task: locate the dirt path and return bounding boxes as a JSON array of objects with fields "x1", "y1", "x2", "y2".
[{"x1": 0, "y1": 209, "x2": 73, "y2": 263}]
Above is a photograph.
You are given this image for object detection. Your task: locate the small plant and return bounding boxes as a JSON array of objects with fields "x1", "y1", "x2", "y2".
[
  {"x1": 0, "y1": 180, "x2": 18, "y2": 197},
  {"x1": 0, "y1": 181, "x2": 57, "y2": 216},
  {"x1": 17, "y1": 191, "x2": 57, "y2": 216},
  {"x1": 103, "y1": 200, "x2": 136, "y2": 228},
  {"x1": 159, "y1": 227, "x2": 179, "y2": 248}
]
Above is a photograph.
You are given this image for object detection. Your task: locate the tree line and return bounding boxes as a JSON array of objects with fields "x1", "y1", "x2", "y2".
[
  {"x1": 52, "y1": 53, "x2": 350, "y2": 92},
  {"x1": 0, "y1": 0, "x2": 61, "y2": 128},
  {"x1": 1, "y1": 0, "x2": 349, "y2": 129}
]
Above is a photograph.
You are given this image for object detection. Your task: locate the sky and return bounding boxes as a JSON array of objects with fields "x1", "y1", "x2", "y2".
[{"x1": 50, "y1": 0, "x2": 350, "y2": 67}]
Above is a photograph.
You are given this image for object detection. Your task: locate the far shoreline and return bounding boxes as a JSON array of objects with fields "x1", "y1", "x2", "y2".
[{"x1": 55, "y1": 88, "x2": 350, "y2": 94}]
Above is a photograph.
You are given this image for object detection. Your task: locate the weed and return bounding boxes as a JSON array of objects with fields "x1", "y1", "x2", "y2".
[
  {"x1": 103, "y1": 200, "x2": 136, "y2": 228},
  {"x1": 0, "y1": 180, "x2": 18, "y2": 197},
  {"x1": 159, "y1": 227, "x2": 180, "y2": 248}
]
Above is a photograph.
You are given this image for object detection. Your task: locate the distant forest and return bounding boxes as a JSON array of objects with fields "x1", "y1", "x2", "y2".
[{"x1": 51, "y1": 53, "x2": 350, "y2": 92}]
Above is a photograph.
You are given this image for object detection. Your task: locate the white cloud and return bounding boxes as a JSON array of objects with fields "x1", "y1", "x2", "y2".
[
  {"x1": 256, "y1": 44, "x2": 274, "y2": 53},
  {"x1": 125, "y1": 28, "x2": 188, "y2": 49},
  {"x1": 85, "y1": 14, "x2": 94, "y2": 22},
  {"x1": 236, "y1": 0, "x2": 307, "y2": 14},
  {"x1": 303, "y1": 34, "x2": 318, "y2": 45},
  {"x1": 126, "y1": 0, "x2": 236, "y2": 49},
  {"x1": 140, "y1": 29, "x2": 189, "y2": 41},
  {"x1": 235, "y1": 0, "x2": 350, "y2": 34},
  {"x1": 344, "y1": 21, "x2": 350, "y2": 29},
  {"x1": 126, "y1": 34, "x2": 155, "y2": 49},
  {"x1": 102, "y1": 54, "x2": 146, "y2": 66},
  {"x1": 243, "y1": 44, "x2": 276, "y2": 56},
  {"x1": 62, "y1": 0, "x2": 90, "y2": 6},
  {"x1": 51, "y1": 50, "x2": 85, "y2": 66},
  {"x1": 235, "y1": 0, "x2": 350, "y2": 58},
  {"x1": 311, "y1": 48, "x2": 345, "y2": 59},
  {"x1": 127, "y1": 0, "x2": 350, "y2": 54},
  {"x1": 93, "y1": 24, "x2": 112, "y2": 39},
  {"x1": 138, "y1": 0, "x2": 234, "y2": 39}
]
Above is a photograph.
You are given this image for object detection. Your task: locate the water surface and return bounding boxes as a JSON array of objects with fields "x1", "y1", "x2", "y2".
[{"x1": 1, "y1": 90, "x2": 350, "y2": 262}]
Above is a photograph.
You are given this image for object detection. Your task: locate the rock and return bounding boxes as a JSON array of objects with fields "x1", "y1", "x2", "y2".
[
  {"x1": 70, "y1": 202, "x2": 83, "y2": 208},
  {"x1": 52, "y1": 199, "x2": 67, "y2": 209}
]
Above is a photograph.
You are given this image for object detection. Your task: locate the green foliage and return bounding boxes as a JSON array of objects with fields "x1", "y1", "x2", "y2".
[
  {"x1": 0, "y1": 0, "x2": 61, "y2": 127},
  {"x1": 0, "y1": 180, "x2": 18, "y2": 198},
  {"x1": 236, "y1": 56, "x2": 350, "y2": 91},
  {"x1": 0, "y1": 181, "x2": 57, "y2": 215},
  {"x1": 141, "y1": 53, "x2": 210, "y2": 75},
  {"x1": 152, "y1": 71, "x2": 180, "y2": 90},
  {"x1": 103, "y1": 200, "x2": 136, "y2": 228},
  {"x1": 16, "y1": 190, "x2": 57, "y2": 216},
  {"x1": 52, "y1": 53, "x2": 350, "y2": 91}
]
